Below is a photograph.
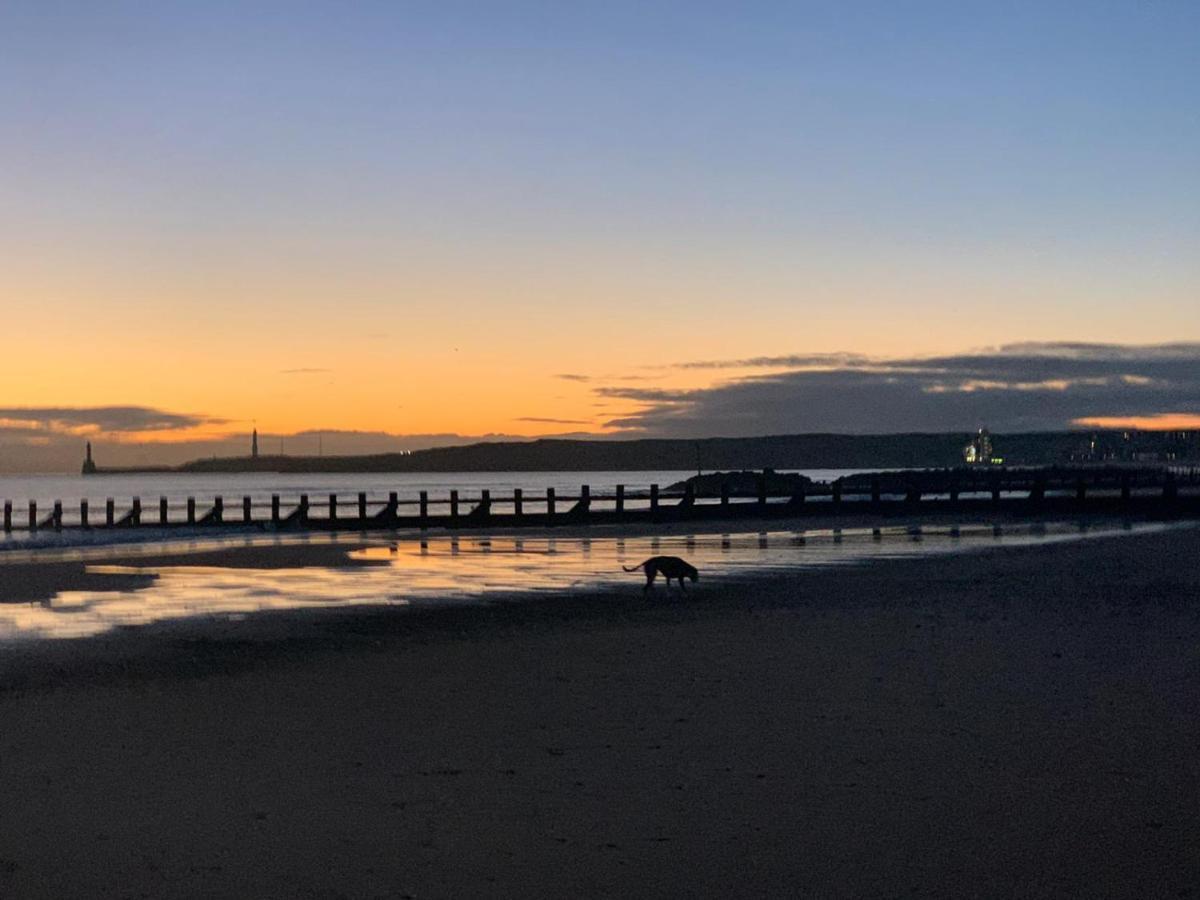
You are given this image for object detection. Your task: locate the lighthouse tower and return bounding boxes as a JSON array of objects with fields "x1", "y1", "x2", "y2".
[
  {"x1": 251, "y1": 428, "x2": 259, "y2": 459},
  {"x1": 81, "y1": 441, "x2": 97, "y2": 475}
]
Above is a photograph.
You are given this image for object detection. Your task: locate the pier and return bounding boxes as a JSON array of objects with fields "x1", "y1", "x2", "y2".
[{"x1": 3, "y1": 468, "x2": 1199, "y2": 537}]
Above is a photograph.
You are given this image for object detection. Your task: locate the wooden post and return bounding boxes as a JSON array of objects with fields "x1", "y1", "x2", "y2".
[
  {"x1": 1076, "y1": 478, "x2": 1086, "y2": 504},
  {"x1": 991, "y1": 475, "x2": 1001, "y2": 504},
  {"x1": 388, "y1": 491, "x2": 398, "y2": 520},
  {"x1": 1164, "y1": 472, "x2": 1178, "y2": 501},
  {"x1": 513, "y1": 488, "x2": 524, "y2": 519},
  {"x1": 546, "y1": 487, "x2": 556, "y2": 520},
  {"x1": 212, "y1": 496, "x2": 223, "y2": 523},
  {"x1": 106, "y1": 498, "x2": 115, "y2": 526},
  {"x1": 1030, "y1": 476, "x2": 1045, "y2": 504},
  {"x1": 160, "y1": 497, "x2": 169, "y2": 525},
  {"x1": 328, "y1": 493, "x2": 337, "y2": 522},
  {"x1": 581, "y1": 484, "x2": 590, "y2": 508},
  {"x1": 131, "y1": 497, "x2": 141, "y2": 525},
  {"x1": 29, "y1": 501, "x2": 37, "y2": 531},
  {"x1": 871, "y1": 478, "x2": 881, "y2": 506},
  {"x1": 948, "y1": 479, "x2": 958, "y2": 504},
  {"x1": 480, "y1": 489, "x2": 490, "y2": 514},
  {"x1": 832, "y1": 481, "x2": 842, "y2": 507},
  {"x1": 650, "y1": 484, "x2": 659, "y2": 513},
  {"x1": 271, "y1": 494, "x2": 280, "y2": 525},
  {"x1": 450, "y1": 489, "x2": 459, "y2": 525},
  {"x1": 1120, "y1": 473, "x2": 1131, "y2": 505},
  {"x1": 298, "y1": 495, "x2": 309, "y2": 523},
  {"x1": 419, "y1": 491, "x2": 428, "y2": 529},
  {"x1": 615, "y1": 484, "x2": 624, "y2": 514},
  {"x1": 358, "y1": 492, "x2": 367, "y2": 521},
  {"x1": 720, "y1": 481, "x2": 729, "y2": 508},
  {"x1": 243, "y1": 496, "x2": 253, "y2": 524},
  {"x1": 187, "y1": 496, "x2": 196, "y2": 524},
  {"x1": 757, "y1": 474, "x2": 767, "y2": 511},
  {"x1": 53, "y1": 501, "x2": 63, "y2": 531},
  {"x1": 80, "y1": 500, "x2": 89, "y2": 529},
  {"x1": 2, "y1": 501, "x2": 10, "y2": 533}
]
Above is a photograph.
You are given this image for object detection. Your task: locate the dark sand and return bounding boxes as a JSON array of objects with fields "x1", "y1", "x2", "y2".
[{"x1": 1, "y1": 526, "x2": 1198, "y2": 898}]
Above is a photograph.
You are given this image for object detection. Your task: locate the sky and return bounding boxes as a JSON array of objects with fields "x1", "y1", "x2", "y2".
[{"x1": 1, "y1": 1, "x2": 1198, "y2": 470}]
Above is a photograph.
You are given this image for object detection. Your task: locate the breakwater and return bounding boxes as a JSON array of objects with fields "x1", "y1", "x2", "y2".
[{"x1": 4, "y1": 468, "x2": 1199, "y2": 535}]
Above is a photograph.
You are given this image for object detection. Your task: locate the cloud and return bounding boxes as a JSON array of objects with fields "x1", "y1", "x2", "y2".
[
  {"x1": 555, "y1": 373, "x2": 592, "y2": 383},
  {"x1": 601, "y1": 343, "x2": 1200, "y2": 436},
  {"x1": 675, "y1": 352, "x2": 872, "y2": 370},
  {"x1": 280, "y1": 367, "x2": 332, "y2": 375},
  {"x1": 0, "y1": 406, "x2": 219, "y2": 435},
  {"x1": 515, "y1": 416, "x2": 593, "y2": 425}
]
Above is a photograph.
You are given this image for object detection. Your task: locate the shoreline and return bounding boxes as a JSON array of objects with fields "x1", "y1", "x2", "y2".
[{"x1": 1, "y1": 526, "x2": 1197, "y2": 897}]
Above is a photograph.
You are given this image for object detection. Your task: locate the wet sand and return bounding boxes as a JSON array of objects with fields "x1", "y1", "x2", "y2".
[{"x1": 1, "y1": 526, "x2": 1198, "y2": 897}]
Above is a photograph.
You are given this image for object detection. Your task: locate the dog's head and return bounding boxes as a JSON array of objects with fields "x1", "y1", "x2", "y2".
[{"x1": 687, "y1": 566, "x2": 699, "y2": 582}]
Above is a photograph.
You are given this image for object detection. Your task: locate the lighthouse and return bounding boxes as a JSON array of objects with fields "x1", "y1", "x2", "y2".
[
  {"x1": 251, "y1": 428, "x2": 259, "y2": 459},
  {"x1": 81, "y1": 441, "x2": 97, "y2": 475}
]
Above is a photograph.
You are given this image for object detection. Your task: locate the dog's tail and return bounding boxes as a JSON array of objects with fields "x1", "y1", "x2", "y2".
[{"x1": 622, "y1": 561, "x2": 648, "y2": 572}]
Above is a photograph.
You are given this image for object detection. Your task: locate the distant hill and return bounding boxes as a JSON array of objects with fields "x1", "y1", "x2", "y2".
[{"x1": 79, "y1": 429, "x2": 1196, "y2": 476}]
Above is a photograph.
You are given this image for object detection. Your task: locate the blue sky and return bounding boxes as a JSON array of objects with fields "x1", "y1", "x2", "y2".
[{"x1": 0, "y1": 2, "x2": 1198, "y2": 467}]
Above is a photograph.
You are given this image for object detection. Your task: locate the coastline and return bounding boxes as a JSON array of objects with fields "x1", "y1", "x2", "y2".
[{"x1": 1, "y1": 526, "x2": 1198, "y2": 896}]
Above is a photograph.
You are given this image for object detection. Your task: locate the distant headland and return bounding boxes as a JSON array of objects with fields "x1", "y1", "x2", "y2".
[{"x1": 80, "y1": 429, "x2": 1199, "y2": 475}]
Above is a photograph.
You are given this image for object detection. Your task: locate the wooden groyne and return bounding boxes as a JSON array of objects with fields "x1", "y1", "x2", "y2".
[{"x1": 4, "y1": 468, "x2": 1200, "y2": 536}]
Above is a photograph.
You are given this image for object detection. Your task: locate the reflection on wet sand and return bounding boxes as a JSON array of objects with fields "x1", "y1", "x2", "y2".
[{"x1": 0, "y1": 521, "x2": 1178, "y2": 642}]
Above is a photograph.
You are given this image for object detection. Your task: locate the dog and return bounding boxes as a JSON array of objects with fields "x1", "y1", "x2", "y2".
[{"x1": 622, "y1": 555, "x2": 699, "y2": 593}]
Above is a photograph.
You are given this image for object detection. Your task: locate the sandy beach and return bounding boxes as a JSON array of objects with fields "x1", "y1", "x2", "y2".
[{"x1": 1, "y1": 525, "x2": 1198, "y2": 898}]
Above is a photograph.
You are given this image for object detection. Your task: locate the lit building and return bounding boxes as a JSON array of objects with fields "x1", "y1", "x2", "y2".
[{"x1": 963, "y1": 428, "x2": 1001, "y2": 465}]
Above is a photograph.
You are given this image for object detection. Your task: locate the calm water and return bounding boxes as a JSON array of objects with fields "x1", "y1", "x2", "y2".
[
  {"x1": 0, "y1": 519, "x2": 1174, "y2": 642},
  {"x1": 0, "y1": 469, "x2": 868, "y2": 507}
]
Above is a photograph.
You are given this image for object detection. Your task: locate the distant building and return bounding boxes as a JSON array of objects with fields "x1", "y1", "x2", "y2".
[
  {"x1": 252, "y1": 428, "x2": 259, "y2": 459},
  {"x1": 81, "y1": 442, "x2": 97, "y2": 475},
  {"x1": 963, "y1": 428, "x2": 1002, "y2": 465}
]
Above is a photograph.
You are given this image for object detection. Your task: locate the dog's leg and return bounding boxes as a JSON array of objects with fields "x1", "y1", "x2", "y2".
[{"x1": 643, "y1": 568, "x2": 654, "y2": 593}]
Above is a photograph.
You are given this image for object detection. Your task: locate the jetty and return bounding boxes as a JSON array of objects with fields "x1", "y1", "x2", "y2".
[{"x1": 5, "y1": 467, "x2": 1200, "y2": 536}]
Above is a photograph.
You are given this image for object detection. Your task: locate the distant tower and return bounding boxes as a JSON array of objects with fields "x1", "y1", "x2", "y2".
[
  {"x1": 251, "y1": 427, "x2": 259, "y2": 459},
  {"x1": 81, "y1": 441, "x2": 97, "y2": 475}
]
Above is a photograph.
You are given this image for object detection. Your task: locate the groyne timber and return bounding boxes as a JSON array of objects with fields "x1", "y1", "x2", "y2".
[{"x1": 6, "y1": 468, "x2": 1200, "y2": 536}]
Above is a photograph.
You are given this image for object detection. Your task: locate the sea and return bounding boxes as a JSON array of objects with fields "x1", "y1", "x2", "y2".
[{"x1": 0, "y1": 469, "x2": 1183, "y2": 642}]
